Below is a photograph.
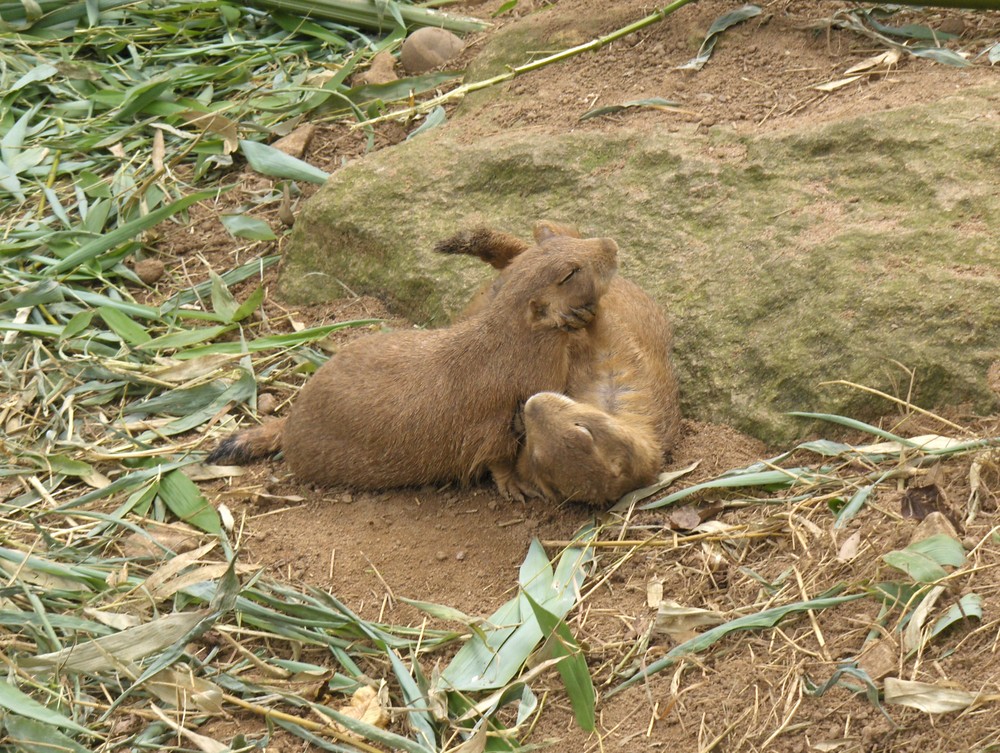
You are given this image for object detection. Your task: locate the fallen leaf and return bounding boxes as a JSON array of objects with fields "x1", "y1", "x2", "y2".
[
  {"x1": 668, "y1": 506, "x2": 701, "y2": 530},
  {"x1": 902, "y1": 584, "x2": 946, "y2": 653},
  {"x1": 653, "y1": 599, "x2": 726, "y2": 643},
  {"x1": 901, "y1": 484, "x2": 943, "y2": 520},
  {"x1": 647, "y1": 577, "x2": 664, "y2": 608},
  {"x1": 844, "y1": 49, "x2": 901, "y2": 75},
  {"x1": 813, "y1": 75, "x2": 863, "y2": 92},
  {"x1": 837, "y1": 531, "x2": 861, "y2": 562},
  {"x1": 884, "y1": 677, "x2": 976, "y2": 713},
  {"x1": 333, "y1": 684, "x2": 390, "y2": 736},
  {"x1": 145, "y1": 667, "x2": 224, "y2": 713}
]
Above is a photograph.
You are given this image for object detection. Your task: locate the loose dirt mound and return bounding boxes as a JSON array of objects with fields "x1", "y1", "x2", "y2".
[{"x1": 155, "y1": 0, "x2": 1000, "y2": 749}]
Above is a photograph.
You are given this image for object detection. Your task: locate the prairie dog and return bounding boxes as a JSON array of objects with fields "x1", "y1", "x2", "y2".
[
  {"x1": 208, "y1": 233, "x2": 619, "y2": 498},
  {"x1": 437, "y1": 222, "x2": 681, "y2": 503}
]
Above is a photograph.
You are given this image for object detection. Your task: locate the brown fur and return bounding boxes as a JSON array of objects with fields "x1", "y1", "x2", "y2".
[
  {"x1": 437, "y1": 221, "x2": 681, "y2": 504},
  {"x1": 207, "y1": 234, "x2": 619, "y2": 496}
]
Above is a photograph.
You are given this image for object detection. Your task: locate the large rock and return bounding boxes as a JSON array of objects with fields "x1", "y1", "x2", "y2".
[{"x1": 279, "y1": 90, "x2": 1000, "y2": 444}]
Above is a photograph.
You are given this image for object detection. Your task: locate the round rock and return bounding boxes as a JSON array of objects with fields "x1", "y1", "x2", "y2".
[
  {"x1": 400, "y1": 27, "x2": 464, "y2": 74},
  {"x1": 134, "y1": 258, "x2": 165, "y2": 285}
]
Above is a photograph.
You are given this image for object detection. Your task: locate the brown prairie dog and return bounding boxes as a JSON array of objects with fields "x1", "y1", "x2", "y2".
[
  {"x1": 208, "y1": 232, "x2": 619, "y2": 498},
  {"x1": 437, "y1": 221, "x2": 681, "y2": 504}
]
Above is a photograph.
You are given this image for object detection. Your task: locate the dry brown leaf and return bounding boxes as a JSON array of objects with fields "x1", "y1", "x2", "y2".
[
  {"x1": 813, "y1": 75, "x2": 863, "y2": 92},
  {"x1": 884, "y1": 677, "x2": 976, "y2": 713},
  {"x1": 901, "y1": 484, "x2": 944, "y2": 520},
  {"x1": 150, "y1": 703, "x2": 228, "y2": 753},
  {"x1": 844, "y1": 49, "x2": 901, "y2": 75},
  {"x1": 149, "y1": 354, "x2": 237, "y2": 383},
  {"x1": 653, "y1": 599, "x2": 725, "y2": 643},
  {"x1": 82, "y1": 608, "x2": 142, "y2": 631},
  {"x1": 180, "y1": 110, "x2": 239, "y2": 154},
  {"x1": 120, "y1": 523, "x2": 203, "y2": 560},
  {"x1": 145, "y1": 667, "x2": 224, "y2": 713},
  {"x1": 837, "y1": 531, "x2": 862, "y2": 562},
  {"x1": 445, "y1": 723, "x2": 488, "y2": 753},
  {"x1": 183, "y1": 464, "x2": 245, "y2": 481},
  {"x1": 902, "y1": 584, "x2": 947, "y2": 653},
  {"x1": 142, "y1": 540, "x2": 217, "y2": 594},
  {"x1": 647, "y1": 577, "x2": 664, "y2": 609},
  {"x1": 333, "y1": 684, "x2": 390, "y2": 736},
  {"x1": 152, "y1": 128, "x2": 165, "y2": 174},
  {"x1": 668, "y1": 506, "x2": 701, "y2": 530}
]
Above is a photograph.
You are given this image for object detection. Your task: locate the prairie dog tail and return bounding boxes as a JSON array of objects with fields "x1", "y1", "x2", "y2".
[
  {"x1": 435, "y1": 222, "x2": 584, "y2": 270},
  {"x1": 434, "y1": 227, "x2": 530, "y2": 270},
  {"x1": 206, "y1": 418, "x2": 285, "y2": 465}
]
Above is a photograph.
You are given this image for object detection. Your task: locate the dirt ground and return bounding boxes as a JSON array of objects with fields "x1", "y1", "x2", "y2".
[{"x1": 153, "y1": 0, "x2": 1000, "y2": 750}]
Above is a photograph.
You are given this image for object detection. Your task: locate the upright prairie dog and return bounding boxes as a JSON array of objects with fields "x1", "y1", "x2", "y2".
[
  {"x1": 437, "y1": 222, "x2": 681, "y2": 503},
  {"x1": 207, "y1": 233, "x2": 619, "y2": 497}
]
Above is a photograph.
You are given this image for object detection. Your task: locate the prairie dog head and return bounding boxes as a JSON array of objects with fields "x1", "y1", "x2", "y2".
[
  {"x1": 493, "y1": 236, "x2": 618, "y2": 331},
  {"x1": 518, "y1": 392, "x2": 656, "y2": 503}
]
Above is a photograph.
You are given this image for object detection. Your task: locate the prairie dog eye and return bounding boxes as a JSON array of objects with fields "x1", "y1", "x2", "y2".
[{"x1": 559, "y1": 267, "x2": 580, "y2": 285}]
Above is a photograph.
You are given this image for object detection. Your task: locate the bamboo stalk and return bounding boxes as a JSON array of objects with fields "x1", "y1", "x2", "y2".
[
  {"x1": 352, "y1": 0, "x2": 698, "y2": 128},
  {"x1": 244, "y1": 0, "x2": 488, "y2": 33}
]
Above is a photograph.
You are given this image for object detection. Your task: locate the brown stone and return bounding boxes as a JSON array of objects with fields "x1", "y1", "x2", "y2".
[
  {"x1": 134, "y1": 258, "x2": 165, "y2": 285},
  {"x1": 272, "y1": 124, "x2": 315, "y2": 159},
  {"x1": 352, "y1": 51, "x2": 398, "y2": 86},
  {"x1": 400, "y1": 27, "x2": 464, "y2": 74}
]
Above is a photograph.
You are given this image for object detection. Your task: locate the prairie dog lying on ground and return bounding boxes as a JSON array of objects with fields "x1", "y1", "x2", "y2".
[
  {"x1": 208, "y1": 232, "x2": 619, "y2": 498},
  {"x1": 437, "y1": 222, "x2": 680, "y2": 503}
]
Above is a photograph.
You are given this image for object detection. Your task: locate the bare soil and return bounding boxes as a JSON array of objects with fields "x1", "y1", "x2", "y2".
[{"x1": 152, "y1": 1, "x2": 1000, "y2": 750}]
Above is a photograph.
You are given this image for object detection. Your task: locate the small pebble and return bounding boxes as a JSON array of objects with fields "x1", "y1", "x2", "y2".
[
  {"x1": 134, "y1": 258, "x2": 165, "y2": 285},
  {"x1": 257, "y1": 392, "x2": 277, "y2": 415},
  {"x1": 435, "y1": 551, "x2": 447, "y2": 562},
  {"x1": 456, "y1": 550, "x2": 466, "y2": 561}
]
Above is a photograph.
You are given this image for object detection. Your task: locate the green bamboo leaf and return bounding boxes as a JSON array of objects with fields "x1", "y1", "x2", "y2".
[
  {"x1": 138, "y1": 324, "x2": 234, "y2": 352},
  {"x1": 231, "y1": 285, "x2": 264, "y2": 322},
  {"x1": 677, "y1": 4, "x2": 761, "y2": 71},
  {"x1": 4, "y1": 713, "x2": 92, "y2": 753},
  {"x1": 612, "y1": 592, "x2": 865, "y2": 694},
  {"x1": 240, "y1": 140, "x2": 330, "y2": 184},
  {"x1": 579, "y1": 97, "x2": 680, "y2": 122},
  {"x1": 220, "y1": 213, "x2": 277, "y2": 241},
  {"x1": 60, "y1": 310, "x2": 94, "y2": 340},
  {"x1": 788, "y1": 412, "x2": 920, "y2": 446},
  {"x1": 930, "y1": 593, "x2": 982, "y2": 639},
  {"x1": 523, "y1": 592, "x2": 595, "y2": 732},
  {"x1": 209, "y1": 271, "x2": 238, "y2": 322},
  {"x1": 406, "y1": 106, "x2": 446, "y2": 140},
  {"x1": 98, "y1": 306, "x2": 151, "y2": 345},
  {"x1": 49, "y1": 189, "x2": 218, "y2": 275},
  {"x1": 0, "y1": 683, "x2": 92, "y2": 736},
  {"x1": 642, "y1": 467, "x2": 818, "y2": 509},
  {"x1": 158, "y1": 469, "x2": 221, "y2": 533},
  {"x1": 834, "y1": 484, "x2": 873, "y2": 529},
  {"x1": 174, "y1": 319, "x2": 379, "y2": 358},
  {"x1": 0, "y1": 280, "x2": 64, "y2": 312},
  {"x1": 883, "y1": 534, "x2": 965, "y2": 583},
  {"x1": 910, "y1": 47, "x2": 971, "y2": 67}
]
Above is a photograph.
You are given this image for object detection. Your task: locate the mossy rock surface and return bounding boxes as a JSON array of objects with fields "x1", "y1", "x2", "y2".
[{"x1": 280, "y1": 89, "x2": 1000, "y2": 444}]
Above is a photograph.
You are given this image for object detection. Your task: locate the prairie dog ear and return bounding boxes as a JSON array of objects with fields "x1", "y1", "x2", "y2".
[
  {"x1": 534, "y1": 220, "x2": 583, "y2": 243},
  {"x1": 594, "y1": 237, "x2": 619, "y2": 255}
]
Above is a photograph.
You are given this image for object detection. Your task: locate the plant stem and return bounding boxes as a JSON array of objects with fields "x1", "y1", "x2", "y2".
[
  {"x1": 352, "y1": 0, "x2": 697, "y2": 128},
  {"x1": 244, "y1": 0, "x2": 488, "y2": 33}
]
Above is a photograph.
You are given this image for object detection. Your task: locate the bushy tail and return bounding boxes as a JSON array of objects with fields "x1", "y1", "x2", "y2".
[
  {"x1": 206, "y1": 418, "x2": 285, "y2": 465},
  {"x1": 435, "y1": 222, "x2": 583, "y2": 270},
  {"x1": 434, "y1": 227, "x2": 529, "y2": 270}
]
